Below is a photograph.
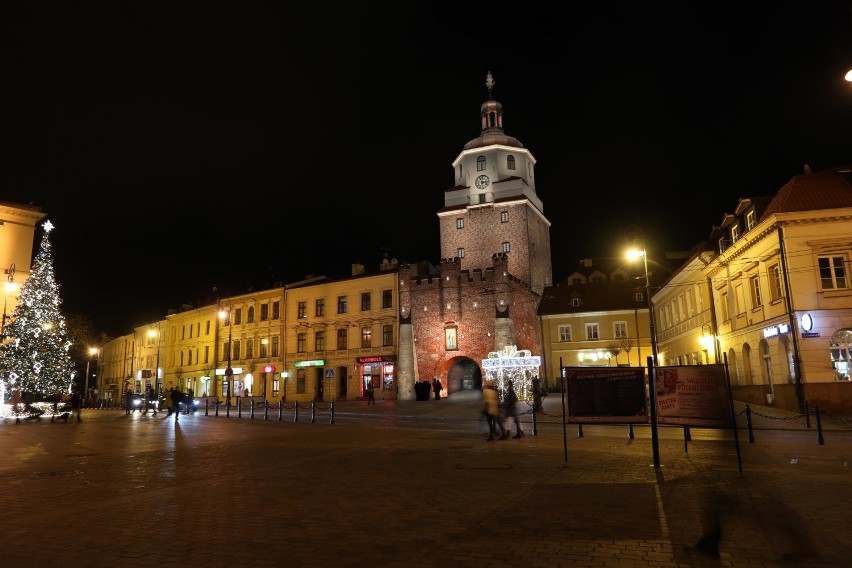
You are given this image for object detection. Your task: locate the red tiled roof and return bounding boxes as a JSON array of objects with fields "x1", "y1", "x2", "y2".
[{"x1": 760, "y1": 165, "x2": 852, "y2": 220}]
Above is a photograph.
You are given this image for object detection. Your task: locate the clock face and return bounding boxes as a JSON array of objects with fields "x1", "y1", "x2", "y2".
[
  {"x1": 802, "y1": 313, "x2": 813, "y2": 331},
  {"x1": 475, "y1": 175, "x2": 490, "y2": 189}
]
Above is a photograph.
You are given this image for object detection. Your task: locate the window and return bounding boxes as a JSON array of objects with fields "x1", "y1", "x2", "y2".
[
  {"x1": 222, "y1": 341, "x2": 230, "y2": 362},
  {"x1": 769, "y1": 264, "x2": 783, "y2": 301},
  {"x1": 272, "y1": 301, "x2": 280, "y2": 319},
  {"x1": 246, "y1": 339, "x2": 253, "y2": 359},
  {"x1": 297, "y1": 333, "x2": 306, "y2": 353},
  {"x1": 234, "y1": 308, "x2": 242, "y2": 325},
  {"x1": 233, "y1": 340, "x2": 241, "y2": 360},
  {"x1": 298, "y1": 301, "x2": 307, "y2": 318},
  {"x1": 507, "y1": 155, "x2": 515, "y2": 170},
  {"x1": 204, "y1": 345, "x2": 209, "y2": 364},
  {"x1": 338, "y1": 295, "x2": 347, "y2": 314},
  {"x1": 457, "y1": 248, "x2": 465, "y2": 258},
  {"x1": 731, "y1": 224, "x2": 740, "y2": 243},
  {"x1": 337, "y1": 328, "x2": 348, "y2": 350},
  {"x1": 383, "y1": 324, "x2": 393, "y2": 346},
  {"x1": 720, "y1": 292, "x2": 729, "y2": 321},
  {"x1": 558, "y1": 324, "x2": 572, "y2": 342},
  {"x1": 502, "y1": 242, "x2": 510, "y2": 253},
  {"x1": 247, "y1": 307, "x2": 255, "y2": 323},
  {"x1": 686, "y1": 289, "x2": 695, "y2": 316},
  {"x1": 382, "y1": 289, "x2": 392, "y2": 309},
  {"x1": 315, "y1": 331, "x2": 325, "y2": 352},
  {"x1": 592, "y1": 276, "x2": 603, "y2": 284},
  {"x1": 445, "y1": 327, "x2": 458, "y2": 350},
  {"x1": 456, "y1": 218, "x2": 464, "y2": 229},
  {"x1": 614, "y1": 321, "x2": 628, "y2": 339},
  {"x1": 477, "y1": 155, "x2": 486, "y2": 171},
  {"x1": 260, "y1": 303, "x2": 269, "y2": 321},
  {"x1": 585, "y1": 323, "x2": 599, "y2": 340},
  {"x1": 750, "y1": 275, "x2": 763, "y2": 308},
  {"x1": 671, "y1": 300, "x2": 679, "y2": 324},
  {"x1": 271, "y1": 336, "x2": 279, "y2": 357},
  {"x1": 206, "y1": 320, "x2": 210, "y2": 335},
  {"x1": 735, "y1": 284, "x2": 746, "y2": 315},
  {"x1": 296, "y1": 370, "x2": 306, "y2": 394},
  {"x1": 746, "y1": 209, "x2": 756, "y2": 230},
  {"x1": 571, "y1": 298, "x2": 580, "y2": 307},
  {"x1": 819, "y1": 256, "x2": 848, "y2": 290},
  {"x1": 361, "y1": 327, "x2": 372, "y2": 348},
  {"x1": 361, "y1": 292, "x2": 371, "y2": 311},
  {"x1": 500, "y1": 211, "x2": 508, "y2": 223},
  {"x1": 259, "y1": 339, "x2": 268, "y2": 358},
  {"x1": 315, "y1": 298, "x2": 324, "y2": 317}
]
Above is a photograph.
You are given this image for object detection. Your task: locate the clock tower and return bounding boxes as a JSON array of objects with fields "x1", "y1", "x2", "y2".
[
  {"x1": 396, "y1": 73, "x2": 552, "y2": 399},
  {"x1": 438, "y1": 71, "x2": 552, "y2": 294}
]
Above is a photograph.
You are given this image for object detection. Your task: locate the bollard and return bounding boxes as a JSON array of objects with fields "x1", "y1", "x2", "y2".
[
  {"x1": 805, "y1": 401, "x2": 811, "y2": 429},
  {"x1": 330, "y1": 401, "x2": 334, "y2": 424},
  {"x1": 205, "y1": 399, "x2": 209, "y2": 417},
  {"x1": 215, "y1": 401, "x2": 220, "y2": 417},
  {"x1": 684, "y1": 425, "x2": 691, "y2": 441},
  {"x1": 294, "y1": 402, "x2": 299, "y2": 423},
  {"x1": 311, "y1": 401, "x2": 316, "y2": 424},
  {"x1": 238, "y1": 400, "x2": 242, "y2": 418},
  {"x1": 815, "y1": 405, "x2": 824, "y2": 445},
  {"x1": 531, "y1": 407, "x2": 538, "y2": 436},
  {"x1": 226, "y1": 400, "x2": 230, "y2": 417},
  {"x1": 745, "y1": 404, "x2": 754, "y2": 443},
  {"x1": 264, "y1": 400, "x2": 269, "y2": 420},
  {"x1": 250, "y1": 400, "x2": 255, "y2": 419},
  {"x1": 628, "y1": 423, "x2": 634, "y2": 440},
  {"x1": 278, "y1": 400, "x2": 283, "y2": 421},
  {"x1": 577, "y1": 423, "x2": 584, "y2": 438}
]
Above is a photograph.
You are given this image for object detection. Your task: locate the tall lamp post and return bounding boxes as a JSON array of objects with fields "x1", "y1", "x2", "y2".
[
  {"x1": 149, "y1": 325, "x2": 161, "y2": 413},
  {"x1": 219, "y1": 303, "x2": 233, "y2": 406},
  {"x1": 84, "y1": 346, "x2": 98, "y2": 409},
  {"x1": 627, "y1": 246, "x2": 661, "y2": 468}
]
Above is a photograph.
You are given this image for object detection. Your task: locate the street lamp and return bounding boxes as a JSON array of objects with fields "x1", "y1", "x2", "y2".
[
  {"x1": 627, "y1": 246, "x2": 661, "y2": 469},
  {"x1": 219, "y1": 303, "x2": 233, "y2": 405},
  {"x1": 2, "y1": 263, "x2": 17, "y2": 336},
  {"x1": 626, "y1": 248, "x2": 658, "y2": 365},
  {"x1": 83, "y1": 346, "x2": 98, "y2": 410},
  {"x1": 699, "y1": 323, "x2": 718, "y2": 364},
  {"x1": 149, "y1": 325, "x2": 161, "y2": 412}
]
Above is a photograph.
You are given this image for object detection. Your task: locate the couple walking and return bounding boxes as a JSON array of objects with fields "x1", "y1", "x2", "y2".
[{"x1": 482, "y1": 381, "x2": 524, "y2": 441}]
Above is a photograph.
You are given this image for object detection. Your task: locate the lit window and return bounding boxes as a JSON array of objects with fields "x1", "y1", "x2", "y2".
[
  {"x1": 750, "y1": 275, "x2": 762, "y2": 308},
  {"x1": 502, "y1": 242, "x2": 510, "y2": 253},
  {"x1": 614, "y1": 322, "x2": 628, "y2": 339},
  {"x1": 457, "y1": 248, "x2": 465, "y2": 258},
  {"x1": 456, "y1": 218, "x2": 464, "y2": 229},
  {"x1": 500, "y1": 211, "x2": 508, "y2": 223}
]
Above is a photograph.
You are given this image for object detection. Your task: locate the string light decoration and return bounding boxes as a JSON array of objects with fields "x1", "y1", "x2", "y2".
[
  {"x1": 0, "y1": 220, "x2": 76, "y2": 400},
  {"x1": 481, "y1": 345, "x2": 541, "y2": 401}
]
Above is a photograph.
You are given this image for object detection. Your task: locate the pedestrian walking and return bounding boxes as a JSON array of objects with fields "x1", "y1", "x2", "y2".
[
  {"x1": 366, "y1": 381, "x2": 376, "y2": 406},
  {"x1": 482, "y1": 381, "x2": 508, "y2": 441},
  {"x1": 165, "y1": 387, "x2": 174, "y2": 416},
  {"x1": 500, "y1": 382, "x2": 524, "y2": 438},
  {"x1": 432, "y1": 378, "x2": 443, "y2": 400}
]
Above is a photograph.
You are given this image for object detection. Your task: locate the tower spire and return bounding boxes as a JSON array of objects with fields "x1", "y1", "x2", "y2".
[{"x1": 485, "y1": 71, "x2": 495, "y2": 100}]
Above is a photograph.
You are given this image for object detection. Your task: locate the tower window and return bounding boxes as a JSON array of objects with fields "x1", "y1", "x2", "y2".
[
  {"x1": 477, "y1": 156, "x2": 486, "y2": 171},
  {"x1": 456, "y1": 218, "x2": 464, "y2": 229},
  {"x1": 500, "y1": 211, "x2": 508, "y2": 223},
  {"x1": 502, "y1": 242, "x2": 510, "y2": 253},
  {"x1": 507, "y1": 155, "x2": 515, "y2": 170},
  {"x1": 457, "y1": 248, "x2": 465, "y2": 258}
]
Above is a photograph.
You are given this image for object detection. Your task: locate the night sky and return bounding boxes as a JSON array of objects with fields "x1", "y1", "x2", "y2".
[{"x1": 4, "y1": 2, "x2": 851, "y2": 338}]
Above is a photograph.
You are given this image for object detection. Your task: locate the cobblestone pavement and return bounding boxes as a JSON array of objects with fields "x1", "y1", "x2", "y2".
[{"x1": 0, "y1": 395, "x2": 850, "y2": 567}]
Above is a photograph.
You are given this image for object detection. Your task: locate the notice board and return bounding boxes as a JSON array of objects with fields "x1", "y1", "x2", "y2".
[{"x1": 564, "y1": 367, "x2": 648, "y2": 423}]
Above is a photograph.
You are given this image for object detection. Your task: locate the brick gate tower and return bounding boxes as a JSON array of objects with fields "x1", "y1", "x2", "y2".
[{"x1": 396, "y1": 73, "x2": 552, "y2": 400}]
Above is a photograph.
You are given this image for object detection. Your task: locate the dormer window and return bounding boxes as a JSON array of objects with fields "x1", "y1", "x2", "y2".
[
  {"x1": 507, "y1": 155, "x2": 515, "y2": 170},
  {"x1": 476, "y1": 156, "x2": 486, "y2": 171},
  {"x1": 731, "y1": 224, "x2": 740, "y2": 243},
  {"x1": 571, "y1": 298, "x2": 581, "y2": 307},
  {"x1": 746, "y1": 209, "x2": 756, "y2": 230}
]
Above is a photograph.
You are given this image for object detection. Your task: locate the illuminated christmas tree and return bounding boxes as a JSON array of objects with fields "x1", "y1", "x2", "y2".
[{"x1": 0, "y1": 220, "x2": 76, "y2": 398}]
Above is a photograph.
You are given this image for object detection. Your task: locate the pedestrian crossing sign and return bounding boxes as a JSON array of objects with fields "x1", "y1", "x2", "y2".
[{"x1": 325, "y1": 369, "x2": 334, "y2": 378}]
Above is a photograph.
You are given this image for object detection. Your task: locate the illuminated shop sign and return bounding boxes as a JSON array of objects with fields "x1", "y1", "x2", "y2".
[
  {"x1": 295, "y1": 359, "x2": 325, "y2": 368},
  {"x1": 357, "y1": 356, "x2": 396, "y2": 364},
  {"x1": 763, "y1": 323, "x2": 790, "y2": 338},
  {"x1": 263, "y1": 365, "x2": 276, "y2": 373},
  {"x1": 215, "y1": 367, "x2": 243, "y2": 375}
]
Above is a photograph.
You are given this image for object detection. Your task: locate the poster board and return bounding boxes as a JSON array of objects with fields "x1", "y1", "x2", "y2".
[
  {"x1": 564, "y1": 367, "x2": 648, "y2": 423},
  {"x1": 655, "y1": 364, "x2": 731, "y2": 427}
]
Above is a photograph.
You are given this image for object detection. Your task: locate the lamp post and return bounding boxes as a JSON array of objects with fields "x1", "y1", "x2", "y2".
[
  {"x1": 219, "y1": 303, "x2": 233, "y2": 406},
  {"x1": 84, "y1": 346, "x2": 98, "y2": 410},
  {"x1": 627, "y1": 246, "x2": 661, "y2": 468},
  {"x1": 699, "y1": 323, "x2": 718, "y2": 364},
  {"x1": 149, "y1": 325, "x2": 161, "y2": 414},
  {"x1": 2, "y1": 263, "x2": 17, "y2": 336}
]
